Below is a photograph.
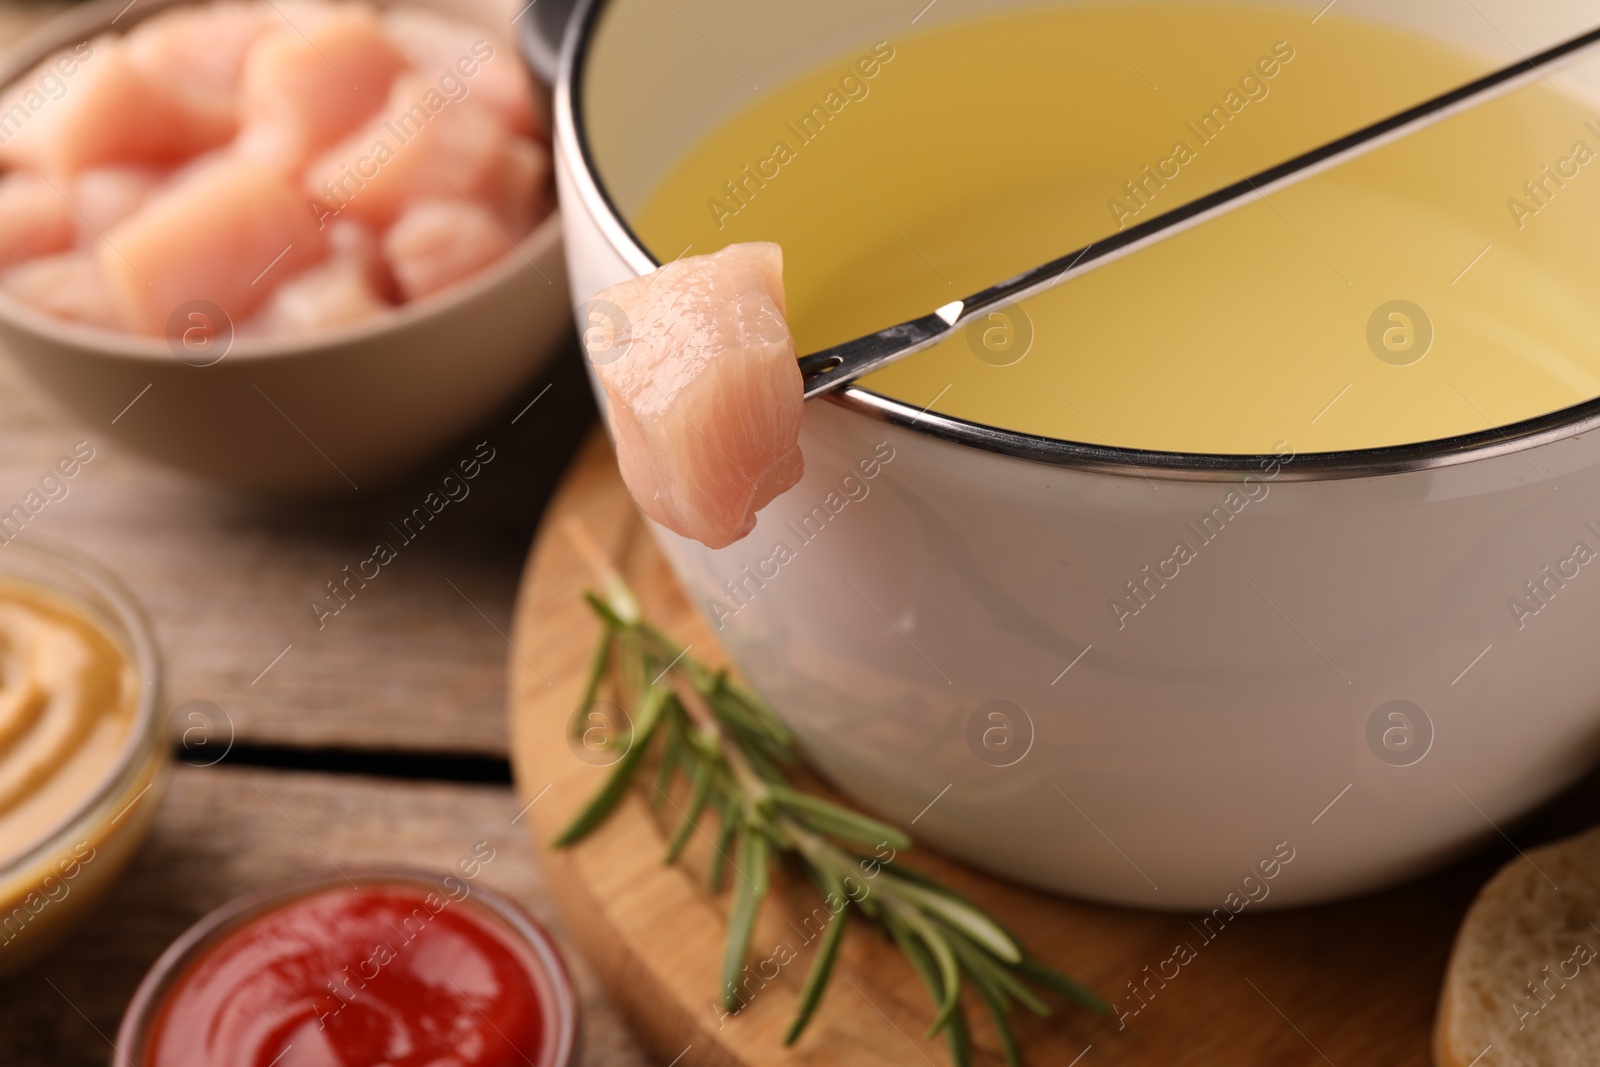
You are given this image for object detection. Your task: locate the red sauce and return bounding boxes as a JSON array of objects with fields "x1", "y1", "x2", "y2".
[{"x1": 145, "y1": 885, "x2": 547, "y2": 1067}]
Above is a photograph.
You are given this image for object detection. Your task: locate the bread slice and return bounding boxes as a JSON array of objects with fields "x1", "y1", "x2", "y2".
[{"x1": 1436, "y1": 826, "x2": 1600, "y2": 1067}]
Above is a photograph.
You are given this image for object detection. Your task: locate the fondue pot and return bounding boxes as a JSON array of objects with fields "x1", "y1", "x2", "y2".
[{"x1": 529, "y1": 0, "x2": 1600, "y2": 907}]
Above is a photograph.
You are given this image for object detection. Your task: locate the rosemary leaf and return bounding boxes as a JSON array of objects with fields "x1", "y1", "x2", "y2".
[
  {"x1": 882, "y1": 874, "x2": 1022, "y2": 965},
  {"x1": 636, "y1": 620, "x2": 688, "y2": 660},
  {"x1": 722, "y1": 824, "x2": 771, "y2": 1011},
  {"x1": 897, "y1": 907, "x2": 963, "y2": 1036},
  {"x1": 969, "y1": 963, "x2": 1023, "y2": 1067},
  {"x1": 554, "y1": 683, "x2": 666, "y2": 847},
  {"x1": 582, "y1": 591, "x2": 630, "y2": 632},
  {"x1": 1017, "y1": 957, "x2": 1111, "y2": 1015},
  {"x1": 568, "y1": 616, "x2": 620, "y2": 764},
  {"x1": 768, "y1": 784, "x2": 913, "y2": 852},
  {"x1": 575, "y1": 616, "x2": 614, "y2": 713},
  {"x1": 707, "y1": 795, "x2": 737, "y2": 893},
  {"x1": 651, "y1": 725, "x2": 684, "y2": 811},
  {"x1": 945, "y1": 929, "x2": 1049, "y2": 1017},
  {"x1": 724, "y1": 724, "x2": 788, "y2": 783},
  {"x1": 663, "y1": 758, "x2": 713, "y2": 863},
  {"x1": 945, "y1": 998, "x2": 975, "y2": 1067},
  {"x1": 783, "y1": 868, "x2": 850, "y2": 1045},
  {"x1": 888, "y1": 915, "x2": 974, "y2": 1067},
  {"x1": 699, "y1": 683, "x2": 768, "y2": 734},
  {"x1": 712, "y1": 672, "x2": 795, "y2": 748}
]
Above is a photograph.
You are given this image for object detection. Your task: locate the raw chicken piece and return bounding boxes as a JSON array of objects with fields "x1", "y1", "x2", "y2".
[
  {"x1": 481, "y1": 136, "x2": 550, "y2": 236},
  {"x1": 380, "y1": 9, "x2": 543, "y2": 138},
  {"x1": 124, "y1": 0, "x2": 275, "y2": 123},
  {"x1": 2, "y1": 251, "x2": 126, "y2": 329},
  {"x1": 585, "y1": 243, "x2": 805, "y2": 548},
  {"x1": 70, "y1": 166, "x2": 163, "y2": 238},
  {"x1": 0, "y1": 37, "x2": 234, "y2": 173},
  {"x1": 235, "y1": 5, "x2": 405, "y2": 172},
  {"x1": 0, "y1": 173, "x2": 74, "y2": 268},
  {"x1": 304, "y1": 77, "x2": 509, "y2": 228},
  {"x1": 101, "y1": 158, "x2": 328, "y2": 333},
  {"x1": 0, "y1": 41, "x2": 95, "y2": 165},
  {"x1": 249, "y1": 217, "x2": 394, "y2": 333},
  {"x1": 327, "y1": 218, "x2": 399, "y2": 302},
  {"x1": 382, "y1": 198, "x2": 508, "y2": 301},
  {"x1": 125, "y1": 0, "x2": 274, "y2": 96},
  {"x1": 250, "y1": 251, "x2": 389, "y2": 333}
]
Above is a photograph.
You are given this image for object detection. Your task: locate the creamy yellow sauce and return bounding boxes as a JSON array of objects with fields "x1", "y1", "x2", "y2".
[
  {"x1": 0, "y1": 579, "x2": 138, "y2": 863},
  {"x1": 631, "y1": 5, "x2": 1600, "y2": 454}
]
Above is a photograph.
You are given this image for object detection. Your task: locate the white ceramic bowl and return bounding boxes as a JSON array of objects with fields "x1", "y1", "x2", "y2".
[
  {"x1": 0, "y1": 0, "x2": 570, "y2": 494},
  {"x1": 544, "y1": 0, "x2": 1600, "y2": 908}
]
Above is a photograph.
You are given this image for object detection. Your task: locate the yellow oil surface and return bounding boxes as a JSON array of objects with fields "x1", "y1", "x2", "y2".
[{"x1": 632, "y1": 4, "x2": 1600, "y2": 454}]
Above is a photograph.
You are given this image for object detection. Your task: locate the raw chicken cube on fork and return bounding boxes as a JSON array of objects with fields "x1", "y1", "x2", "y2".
[{"x1": 583, "y1": 242, "x2": 806, "y2": 549}]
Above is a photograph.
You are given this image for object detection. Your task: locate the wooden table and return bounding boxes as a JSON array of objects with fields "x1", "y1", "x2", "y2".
[
  {"x1": 0, "y1": 4, "x2": 652, "y2": 1037},
  {"x1": 0, "y1": 4, "x2": 657, "y2": 1061},
  {"x1": 0, "y1": 339, "x2": 656, "y2": 1065}
]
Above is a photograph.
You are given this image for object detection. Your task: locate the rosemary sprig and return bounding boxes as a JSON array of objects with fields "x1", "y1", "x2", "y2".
[{"x1": 554, "y1": 570, "x2": 1106, "y2": 1064}]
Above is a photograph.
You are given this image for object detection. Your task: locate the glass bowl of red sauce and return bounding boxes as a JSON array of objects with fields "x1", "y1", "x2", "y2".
[{"x1": 115, "y1": 867, "x2": 580, "y2": 1067}]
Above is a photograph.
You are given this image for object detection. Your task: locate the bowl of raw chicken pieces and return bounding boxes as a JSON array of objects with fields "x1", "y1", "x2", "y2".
[{"x1": 0, "y1": 0, "x2": 568, "y2": 492}]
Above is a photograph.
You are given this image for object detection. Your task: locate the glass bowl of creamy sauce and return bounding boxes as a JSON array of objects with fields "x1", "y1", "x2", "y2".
[{"x1": 0, "y1": 538, "x2": 163, "y2": 975}]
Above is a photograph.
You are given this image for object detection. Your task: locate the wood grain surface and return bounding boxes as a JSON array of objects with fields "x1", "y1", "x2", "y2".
[
  {"x1": 509, "y1": 431, "x2": 1600, "y2": 1067},
  {"x1": 0, "y1": 350, "x2": 595, "y2": 756}
]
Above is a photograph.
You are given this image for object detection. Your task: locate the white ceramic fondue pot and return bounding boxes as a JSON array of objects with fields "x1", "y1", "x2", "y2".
[{"x1": 535, "y1": 0, "x2": 1600, "y2": 908}]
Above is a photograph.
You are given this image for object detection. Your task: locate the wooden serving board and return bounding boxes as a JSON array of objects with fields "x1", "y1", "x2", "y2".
[{"x1": 508, "y1": 432, "x2": 1600, "y2": 1067}]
